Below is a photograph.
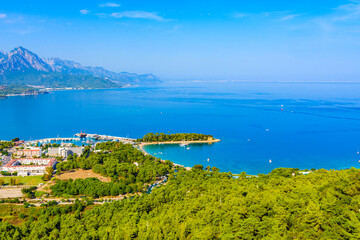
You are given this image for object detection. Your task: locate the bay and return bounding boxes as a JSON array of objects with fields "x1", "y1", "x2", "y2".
[{"x1": 1, "y1": 80, "x2": 360, "y2": 174}]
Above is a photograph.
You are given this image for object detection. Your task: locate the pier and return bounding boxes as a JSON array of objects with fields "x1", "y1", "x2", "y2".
[{"x1": 25, "y1": 134, "x2": 136, "y2": 146}]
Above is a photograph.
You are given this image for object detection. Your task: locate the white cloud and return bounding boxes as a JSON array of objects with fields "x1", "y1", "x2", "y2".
[
  {"x1": 333, "y1": 2, "x2": 360, "y2": 21},
  {"x1": 2, "y1": 15, "x2": 24, "y2": 24},
  {"x1": 279, "y1": 14, "x2": 301, "y2": 21},
  {"x1": 80, "y1": 9, "x2": 90, "y2": 15},
  {"x1": 232, "y1": 13, "x2": 248, "y2": 18},
  {"x1": 99, "y1": 2, "x2": 121, "y2": 8},
  {"x1": 111, "y1": 11, "x2": 165, "y2": 21}
]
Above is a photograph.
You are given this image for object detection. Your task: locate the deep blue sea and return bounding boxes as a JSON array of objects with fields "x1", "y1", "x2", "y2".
[{"x1": 1, "y1": 81, "x2": 360, "y2": 174}]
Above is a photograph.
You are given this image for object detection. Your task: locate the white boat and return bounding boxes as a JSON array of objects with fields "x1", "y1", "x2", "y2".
[
  {"x1": 269, "y1": 159, "x2": 272, "y2": 163},
  {"x1": 180, "y1": 143, "x2": 187, "y2": 147}
]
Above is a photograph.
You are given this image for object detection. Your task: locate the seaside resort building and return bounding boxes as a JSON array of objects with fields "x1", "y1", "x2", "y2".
[
  {"x1": 2, "y1": 158, "x2": 57, "y2": 176},
  {"x1": 47, "y1": 147, "x2": 84, "y2": 158},
  {"x1": 16, "y1": 147, "x2": 42, "y2": 157}
]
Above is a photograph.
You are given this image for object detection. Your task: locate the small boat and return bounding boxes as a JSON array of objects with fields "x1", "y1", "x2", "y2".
[
  {"x1": 269, "y1": 159, "x2": 272, "y2": 163},
  {"x1": 180, "y1": 143, "x2": 187, "y2": 147},
  {"x1": 186, "y1": 147, "x2": 190, "y2": 150},
  {"x1": 93, "y1": 135, "x2": 101, "y2": 140},
  {"x1": 76, "y1": 131, "x2": 87, "y2": 138},
  {"x1": 207, "y1": 158, "x2": 210, "y2": 162}
]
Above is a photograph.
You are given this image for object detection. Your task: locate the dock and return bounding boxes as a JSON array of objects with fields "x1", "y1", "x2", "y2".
[{"x1": 25, "y1": 134, "x2": 136, "y2": 146}]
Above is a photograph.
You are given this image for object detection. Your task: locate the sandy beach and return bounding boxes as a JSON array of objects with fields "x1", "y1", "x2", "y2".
[{"x1": 138, "y1": 138, "x2": 221, "y2": 156}]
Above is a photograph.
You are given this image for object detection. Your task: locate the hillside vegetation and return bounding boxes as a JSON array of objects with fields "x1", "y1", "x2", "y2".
[
  {"x1": 2, "y1": 71, "x2": 119, "y2": 89},
  {"x1": 138, "y1": 133, "x2": 214, "y2": 142},
  {"x1": 53, "y1": 142, "x2": 171, "y2": 198},
  {"x1": 1, "y1": 163, "x2": 360, "y2": 239}
]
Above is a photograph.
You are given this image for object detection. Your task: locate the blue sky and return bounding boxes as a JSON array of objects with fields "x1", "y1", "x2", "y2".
[{"x1": 1, "y1": 0, "x2": 360, "y2": 81}]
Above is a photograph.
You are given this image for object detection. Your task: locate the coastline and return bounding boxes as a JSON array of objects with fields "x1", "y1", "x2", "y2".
[
  {"x1": 138, "y1": 139, "x2": 220, "y2": 170},
  {"x1": 0, "y1": 86, "x2": 127, "y2": 100},
  {"x1": 138, "y1": 138, "x2": 220, "y2": 157}
]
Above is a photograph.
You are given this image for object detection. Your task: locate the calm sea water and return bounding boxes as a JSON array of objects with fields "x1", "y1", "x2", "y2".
[{"x1": 1, "y1": 81, "x2": 360, "y2": 174}]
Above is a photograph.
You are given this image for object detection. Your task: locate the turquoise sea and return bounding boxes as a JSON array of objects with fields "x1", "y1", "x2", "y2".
[{"x1": 1, "y1": 81, "x2": 360, "y2": 174}]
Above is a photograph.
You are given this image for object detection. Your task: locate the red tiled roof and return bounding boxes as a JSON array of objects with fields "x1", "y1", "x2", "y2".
[{"x1": 3, "y1": 158, "x2": 56, "y2": 168}]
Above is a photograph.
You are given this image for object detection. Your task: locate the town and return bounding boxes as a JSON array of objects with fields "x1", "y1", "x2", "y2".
[{"x1": 0, "y1": 133, "x2": 146, "y2": 203}]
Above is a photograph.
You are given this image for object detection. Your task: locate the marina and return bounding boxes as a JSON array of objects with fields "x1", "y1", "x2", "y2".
[{"x1": 25, "y1": 134, "x2": 136, "y2": 147}]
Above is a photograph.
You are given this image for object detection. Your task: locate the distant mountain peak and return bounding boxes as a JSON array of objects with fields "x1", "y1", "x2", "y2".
[
  {"x1": 4, "y1": 46, "x2": 52, "y2": 73},
  {"x1": 0, "y1": 46, "x2": 160, "y2": 87},
  {"x1": 9, "y1": 46, "x2": 36, "y2": 57},
  {"x1": 12, "y1": 46, "x2": 26, "y2": 52}
]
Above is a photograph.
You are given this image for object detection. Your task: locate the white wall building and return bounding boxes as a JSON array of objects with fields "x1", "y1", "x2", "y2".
[
  {"x1": 16, "y1": 148, "x2": 42, "y2": 157},
  {"x1": 2, "y1": 158, "x2": 57, "y2": 175},
  {"x1": 47, "y1": 147, "x2": 84, "y2": 158}
]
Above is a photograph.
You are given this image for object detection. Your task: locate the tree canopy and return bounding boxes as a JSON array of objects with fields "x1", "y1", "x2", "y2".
[
  {"x1": 137, "y1": 133, "x2": 214, "y2": 142},
  {"x1": 2, "y1": 165, "x2": 360, "y2": 239},
  {"x1": 53, "y1": 142, "x2": 171, "y2": 198}
]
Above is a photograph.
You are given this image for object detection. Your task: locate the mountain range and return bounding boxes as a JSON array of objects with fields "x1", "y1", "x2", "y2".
[{"x1": 0, "y1": 47, "x2": 160, "y2": 89}]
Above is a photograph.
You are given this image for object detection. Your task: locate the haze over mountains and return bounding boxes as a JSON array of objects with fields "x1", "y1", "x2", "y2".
[{"x1": 0, "y1": 47, "x2": 160, "y2": 89}]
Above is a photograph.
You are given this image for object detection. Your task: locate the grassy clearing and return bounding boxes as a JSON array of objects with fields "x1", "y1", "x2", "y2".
[
  {"x1": 0, "y1": 175, "x2": 44, "y2": 185},
  {"x1": 0, "y1": 204, "x2": 41, "y2": 225},
  {"x1": 56, "y1": 169, "x2": 111, "y2": 182},
  {"x1": 0, "y1": 204, "x2": 25, "y2": 225}
]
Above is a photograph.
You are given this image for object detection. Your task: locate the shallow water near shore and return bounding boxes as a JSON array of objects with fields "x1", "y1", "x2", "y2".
[{"x1": 1, "y1": 81, "x2": 360, "y2": 174}]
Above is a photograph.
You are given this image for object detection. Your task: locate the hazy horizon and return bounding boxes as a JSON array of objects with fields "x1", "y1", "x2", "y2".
[{"x1": 1, "y1": 0, "x2": 360, "y2": 81}]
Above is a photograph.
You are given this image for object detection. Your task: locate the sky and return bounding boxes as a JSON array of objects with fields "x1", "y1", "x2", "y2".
[{"x1": 1, "y1": 0, "x2": 360, "y2": 81}]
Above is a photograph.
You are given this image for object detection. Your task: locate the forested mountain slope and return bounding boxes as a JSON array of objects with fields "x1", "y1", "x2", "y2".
[{"x1": 1, "y1": 165, "x2": 360, "y2": 239}]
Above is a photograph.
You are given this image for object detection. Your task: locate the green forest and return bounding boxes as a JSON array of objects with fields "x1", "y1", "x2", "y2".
[
  {"x1": 1, "y1": 163, "x2": 360, "y2": 239},
  {"x1": 53, "y1": 142, "x2": 171, "y2": 197},
  {"x1": 0, "y1": 140, "x2": 13, "y2": 156},
  {"x1": 137, "y1": 133, "x2": 214, "y2": 142},
  {"x1": 1, "y1": 71, "x2": 120, "y2": 89},
  {"x1": 0, "y1": 85, "x2": 37, "y2": 97}
]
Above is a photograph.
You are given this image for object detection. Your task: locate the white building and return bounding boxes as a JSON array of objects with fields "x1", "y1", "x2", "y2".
[
  {"x1": 16, "y1": 148, "x2": 42, "y2": 157},
  {"x1": 2, "y1": 158, "x2": 57, "y2": 175},
  {"x1": 47, "y1": 147, "x2": 84, "y2": 158}
]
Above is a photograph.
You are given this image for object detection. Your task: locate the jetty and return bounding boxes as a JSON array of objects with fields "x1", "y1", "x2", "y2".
[
  {"x1": 25, "y1": 134, "x2": 136, "y2": 146},
  {"x1": 27, "y1": 137, "x2": 80, "y2": 145}
]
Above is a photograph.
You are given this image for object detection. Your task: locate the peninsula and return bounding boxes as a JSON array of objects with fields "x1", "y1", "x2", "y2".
[
  {"x1": 135, "y1": 133, "x2": 220, "y2": 155},
  {"x1": 136, "y1": 133, "x2": 219, "y2": 155}
]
